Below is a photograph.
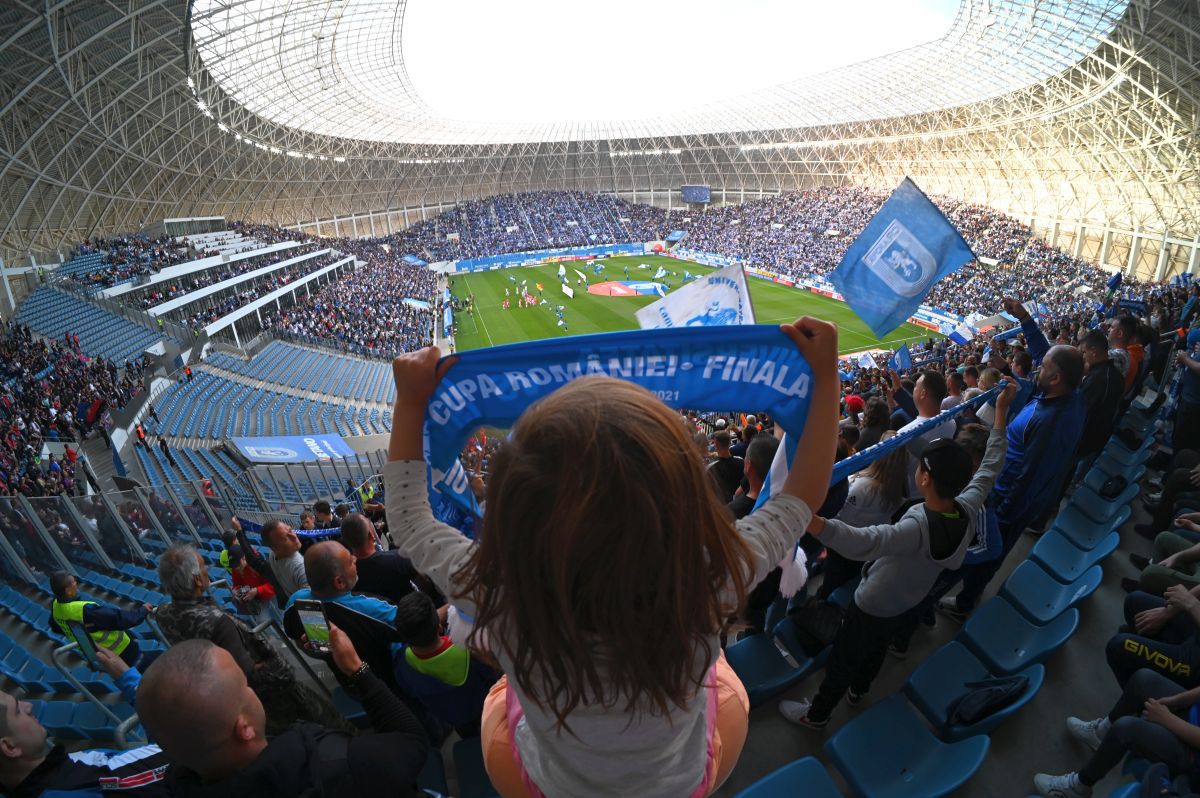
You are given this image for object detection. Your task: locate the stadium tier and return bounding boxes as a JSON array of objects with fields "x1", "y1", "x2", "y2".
[{"x1": 3, "y1": 0, "x2": 1200, "y2": 793}]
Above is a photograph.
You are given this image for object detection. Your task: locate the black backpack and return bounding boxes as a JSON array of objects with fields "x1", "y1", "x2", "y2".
[{"x1": 944, "y1": 675, "x2": 1029, "y2": 731}]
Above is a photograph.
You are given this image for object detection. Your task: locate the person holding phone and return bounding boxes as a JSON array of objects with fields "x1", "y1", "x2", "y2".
[
  {"x1": 136, "y1": 624, "x2": 429, "y2": 798},
  {"x1": 48, "y1": 571, "x2": 153, "y2": 670}
]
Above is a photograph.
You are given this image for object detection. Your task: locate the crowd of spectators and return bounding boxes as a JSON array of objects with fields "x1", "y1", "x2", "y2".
[
  {"x1": 65, "y1": 234, "x2": 187, "y2": 290},
  {"x1": 0, "y1": 322, "x2": 146, "y2": 499},
  {"x1": 121, "y1": 244, "x2": 321, "y2": 311}
]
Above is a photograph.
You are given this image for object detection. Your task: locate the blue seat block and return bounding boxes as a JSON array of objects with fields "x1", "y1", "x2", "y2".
[
  {"x1": 1001, "y1": 560, "x2": 1102, "y2": 625},
  {"x1": 733, "y1": 756, "x2": 843, "y2": 797},
  {"x1": 1051, "y1": 504, "x2": 1130, "y2": 550},
  {"x1": 724, "y1": 632, "x2": 812, "y2": 707},
  {"x1": 1030, "y1": 530, "x2": 1119, "y2": 584},
  {"x1": 960, "y1": 597, "x2": 1078, "y2": 675},
  {"x1": 824, "y1": 695, "x2": 989, "y2": 798},
  {"x1": 37, "y1": 702, "x2": 76, "y2": 736},
  {"x1": 1098, "y1": 444, "x2": 1150, "y2": 469},
  {"x1": 903, "y1": 641, "x2": 1044, "y2": 742},
  {"x1": 452, "y1": 736, "x2": 500, "y2": 798},
  {"x1": 69, "y1": 702, "x2": 120, "y2": 740}
]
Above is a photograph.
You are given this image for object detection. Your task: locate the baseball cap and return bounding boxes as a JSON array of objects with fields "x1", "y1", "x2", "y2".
[
  {"x1": 918, "y1": 438, "x2": 973, "y2": 498},
  {"x1": 844, "y1": 395, "x2": 865, "y2": 414}
]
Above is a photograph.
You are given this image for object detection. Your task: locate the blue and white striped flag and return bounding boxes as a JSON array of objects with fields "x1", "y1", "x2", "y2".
[{"x1": 948, "y1": 323, "x2": 976, "y2": 345}]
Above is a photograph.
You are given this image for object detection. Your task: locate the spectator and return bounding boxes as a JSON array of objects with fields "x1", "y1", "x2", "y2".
[
  {"x1": 339, "y1": 513, "x2": 445, "y2": 608},
  {"x1": 384, "y1": 319, "x2": 838, "y2": 798},
  {"x1": 1077, "y1": 329, "x2": 1126, "y2": 467},
  {"x1": 779, "y1": 384, "x2": 1014, "y2": 728},
  {"x1": 728, "y1": 434, "x2": 781, "y2": 521},
  {"x1": 282, "y1": 541, "x2": 403, "y2": 691},
  {"x1": 48, "y1": 570, "x2": 151, "y2": 669},
  {"x1": 707, "y1": 430, "x2": 744, "y2": 503},
  {"x1": 226, "y1": 545, "x2": 275, "y2": 624},
  {"x1": 391, "y1": 591, "x2": 499, "y2": 738},
  {"x1": 248, "y1": 519, "x2": 308, "y2": 601},
  {"x1": 1033, "y1": 668, "x2": 1200, "y2": 797},
  {"x1": 941, "y1": 305, "x2": 1087, "y2": 618},
  {"x1": 0, "y1": 652, "x2": 169, "y2": 796},
  {"x1": 1108, "y1": 315, "x2": 1143, "y2": 394},
  {"x1": 895, "y1": 370, "x2": 954, "y2": 497},
  {"x1": 941, "y1": 372, "x2": 965, "y2": 411},
  {"x1": 153, "y1": 543, "x2": 345, "y2": 733},
  {"x1": 856, "y1": 397, "x2": 890, "y2": 450},
  {"x1": 1174, "y1": 328, "x2": 1200, "y2": 452},
  {"x1": 1128, "y1": 532, "x2": 1200, "y2": 595},
  {"x1": 136, "y1": 631, "x2": 429, "y2": 798}
]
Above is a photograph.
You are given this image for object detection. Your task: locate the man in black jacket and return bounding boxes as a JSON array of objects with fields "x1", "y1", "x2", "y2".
[
  {"x1": 1078, "y1": 329, "x2": 1126, "y2": 464},
  {"x1": 136, "y1": 628, "x2": 428, "y2": 798}
]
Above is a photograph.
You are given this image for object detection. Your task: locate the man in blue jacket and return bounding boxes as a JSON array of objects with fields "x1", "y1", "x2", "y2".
[{"x1": 941, "y1": 297, "x2": 1088, "y2": 619}]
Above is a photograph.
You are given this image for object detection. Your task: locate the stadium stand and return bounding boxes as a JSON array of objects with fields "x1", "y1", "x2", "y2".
[{"x1": 14, "y1": 287, "x2": 176, "y2": 362}]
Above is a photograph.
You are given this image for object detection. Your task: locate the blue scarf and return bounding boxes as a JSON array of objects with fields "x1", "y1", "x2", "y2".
[{"x1": 424, "y1": 325, "x2": 814, "y2": 514}]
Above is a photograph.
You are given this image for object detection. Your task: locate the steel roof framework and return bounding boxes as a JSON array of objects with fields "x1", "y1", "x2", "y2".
[{"x1": 0, "y1": 0, "x2": 1197, "y2": 267}]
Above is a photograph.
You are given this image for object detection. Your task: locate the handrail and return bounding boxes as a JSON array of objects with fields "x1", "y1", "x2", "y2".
[{"x1": 50, "y1": 642, "x2": 146, "y2": 748}]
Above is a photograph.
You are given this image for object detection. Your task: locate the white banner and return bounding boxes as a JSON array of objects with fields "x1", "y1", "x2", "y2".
[
  {"x1": 562, "y1": 283, "x2": 575, "y2": 298},
  {"x1": 635, "y1": 264, "x2": 755, "y2": 329},
  {"x1": 573, "y1": 269, "x2": 587, "y2": 282}
]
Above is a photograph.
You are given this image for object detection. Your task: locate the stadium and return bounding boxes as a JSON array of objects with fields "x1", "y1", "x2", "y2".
[{"x1": 0, "y1": 0, "x2": 1198, "y2": 796}]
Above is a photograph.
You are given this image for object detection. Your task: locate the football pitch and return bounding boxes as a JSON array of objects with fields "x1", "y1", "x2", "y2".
[{"x1": 447, "y1": 255, "x2": 936, "y2": 354}]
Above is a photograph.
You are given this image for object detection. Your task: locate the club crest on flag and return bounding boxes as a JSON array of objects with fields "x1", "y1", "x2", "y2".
[{"x1": 863, "y1": 220, "x2": 939, "y2": 297}]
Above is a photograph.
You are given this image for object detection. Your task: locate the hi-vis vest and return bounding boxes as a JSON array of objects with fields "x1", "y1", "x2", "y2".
[
  {"x1": 52, "y1": 600, "x2": 131, "y2": 656},
  {"x1": 358, "y1": 484, "x2": 376, "y2": 506}
]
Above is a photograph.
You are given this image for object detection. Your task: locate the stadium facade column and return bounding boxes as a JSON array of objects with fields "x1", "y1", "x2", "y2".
[
  {"x1": 1189, "y1": 233, "x2": 1200, "y2": 276},
  {"x1": 0, "y1": 256, "x2": 13, "y2": 316},
  {"x1": 1126, "y1": 226, "x2": 1143, "y2": 277},
  {"x1": 1155, "y1": 230, "x2": 1172, "y2": 282},
  {"x1": 1100, "y1": 229, "x2": 1114, "y2": 266},
  {"x1": 1074, "y1": 223, "x2": 1086, "y2": 259}
]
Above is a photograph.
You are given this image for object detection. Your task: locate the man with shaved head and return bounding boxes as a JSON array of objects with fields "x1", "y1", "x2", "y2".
[
  {"x1": 940, "y1": 297, "x2": 1087, "y2": 620},
  {"x1": 282, "y1": 541, "x2": 402, "y2": 689},
  {"x1": 137, "y1": 631, "x2": 429, "y2": 797}
]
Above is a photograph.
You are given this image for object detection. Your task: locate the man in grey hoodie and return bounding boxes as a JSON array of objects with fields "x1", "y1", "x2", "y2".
[{"x1": 780, "y1": 381, "x2": 1016, "y2": 729}]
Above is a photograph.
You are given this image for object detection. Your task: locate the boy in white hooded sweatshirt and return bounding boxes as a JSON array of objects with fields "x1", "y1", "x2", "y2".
[{"x1": 781, "y1": 381, "x2": 1016, "y2": 729}]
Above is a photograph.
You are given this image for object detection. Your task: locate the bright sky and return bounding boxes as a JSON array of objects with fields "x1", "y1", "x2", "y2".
[{"x1": 402, "y1": 0, "x2": 962, "y2": 123}]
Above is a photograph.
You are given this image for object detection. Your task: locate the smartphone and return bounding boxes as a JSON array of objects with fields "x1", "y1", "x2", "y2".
[
  {"x1": 67, "y1": 621, "x2": 101, "y2": 670},
  {"x1": 295, "y1": 599, "x2": 331, "y2": 654}
]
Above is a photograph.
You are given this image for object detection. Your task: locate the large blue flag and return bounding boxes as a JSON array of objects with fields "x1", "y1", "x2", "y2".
[
  {"x1": 425, "y1": 325, "x2": 814, "y2": 515},
  {"x1": 830, "y1": 178, "x2": 975, "y2": 337}
]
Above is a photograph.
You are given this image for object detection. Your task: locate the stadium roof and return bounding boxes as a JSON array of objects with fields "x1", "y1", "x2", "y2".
[
  {"x1": 0, "y1": 0, "x2": 1197, "y2": 267},
  {"x1": 189, "y1": 0, "x2": 1120, "y2": 145}
]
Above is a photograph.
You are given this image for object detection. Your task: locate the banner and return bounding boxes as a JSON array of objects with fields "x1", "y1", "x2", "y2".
[
  {"x1": 890, "y1": 343, "x2": 912, "y2": 372},
  {"x1": 573, "y1": 269, "x2": 587, "y2": 282},
  {"x1": 561, "y1": 283, "x2": 575, "y2": 299},
  {"x1": 830, "y1": 178, "x2": 975, "y2": 337},
  {"x1": 635, "y1": 264, "x2": 755, "y2": 329},
  {"x1": 425, "y1": 325, "x2": 814, "y2": 514},
  {"x1": 231, "y1": 434, "x2": 355, "y2": 464}
]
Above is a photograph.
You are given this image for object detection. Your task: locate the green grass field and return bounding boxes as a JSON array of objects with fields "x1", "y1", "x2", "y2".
[{"x1": 448, "y1": 255, "x2": 935, "y2": 355}]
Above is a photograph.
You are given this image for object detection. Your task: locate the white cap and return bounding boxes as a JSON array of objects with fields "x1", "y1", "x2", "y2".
[{"x1": 715, "y1": 418, "x2": 727, "y2": 429}]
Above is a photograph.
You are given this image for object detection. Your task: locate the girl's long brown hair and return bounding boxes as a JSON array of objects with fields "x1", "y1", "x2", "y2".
[
  {"x1": 455, "y1": 377, "x2": 754, "y2": 730},
  {"x1": 860, "y1": 430, "x2": 908, "y2": 506}
]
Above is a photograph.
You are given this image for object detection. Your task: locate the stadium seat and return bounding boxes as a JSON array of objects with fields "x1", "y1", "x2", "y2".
[
  {"x1": 1051, "y1": 504, "x2": 1131, "y2": 550},
  {"x1": 1082, "y1": 465, "x2": 1145, "y2": 494},
  {"x1": 452, "y1": 736, "x2": 501, "y2": 798},
  {"x1": 417, "y1": 749, "x2": 450, "y2": 796},
  {"x1": 1068, "y1": 484, "x2": 1139, "y2": 524},
  {"x1": 903, "y1": 640, "x2": 1044, "y2": 742},
  {"x1": 1000, "y1": 560, "x2": 1102, "y2": 624},
  {"x1": 824, "y1": 695, "x2": 989, "y2": 798},
  {"x1": 1107, "y1": 785, "x2": 1140, "y2": 798},
  {"x1": 724, "y1": 632, "x2": 813, "y2": 707},
  {"x1": 1030, "y1": 530, "x2": 1119, "y2": 583},
  {"x1": 959, "y1": 597, "x2": 1078, "y2": 675},
  {"x1": 732, "y1": 757, "x2": 843, "y2": 797}
]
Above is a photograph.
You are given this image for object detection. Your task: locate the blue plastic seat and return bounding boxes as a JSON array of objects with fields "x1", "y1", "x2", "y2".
[
  {"x1": 1031, "y1": 530, "x2": 1119, "y2": 583},
  {"x1": 1083, "y1": 465, "x2": 1145, "y2": 494},
  {"x1": 903, "y1": 640, "x2": 1044, "y2": 742},
  {"x1": 733, "y1": 756, "x2": 843, "y2": 797},
  {"x1": 38, "y1": 702, "x2": 76, "y2": 736},
  {"x1": 960, "y1": 597, "x2": 1078, "y2": 675},
  {"x1": 1107, "y1": 784, "x2": 1140, "y2": 798},
  {"x1": 724, "y1": 631, "x2": 813, "y2": 707},
  {"x1": 1001, "y1": 560, "x2": 1102, "y2": 624},
  {"x1": 452, "y1": 736, "x2": 500, "y2": 798},
  {"x1": 69, "y1": 702, "x2": 121, "y2": 740},
  {"x1": 1069, "y1": 484, "x2": 1139, "y2": 524},
  {"x1": 824, "y1": 695, "x2": 989, "y2": 798},
  {"x1": 1099, "y1": 443, "x2": 1150, "y2": 469},
  {"x1": 1051, "y1": 504, "x2": 1130, "y2": 550}
]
